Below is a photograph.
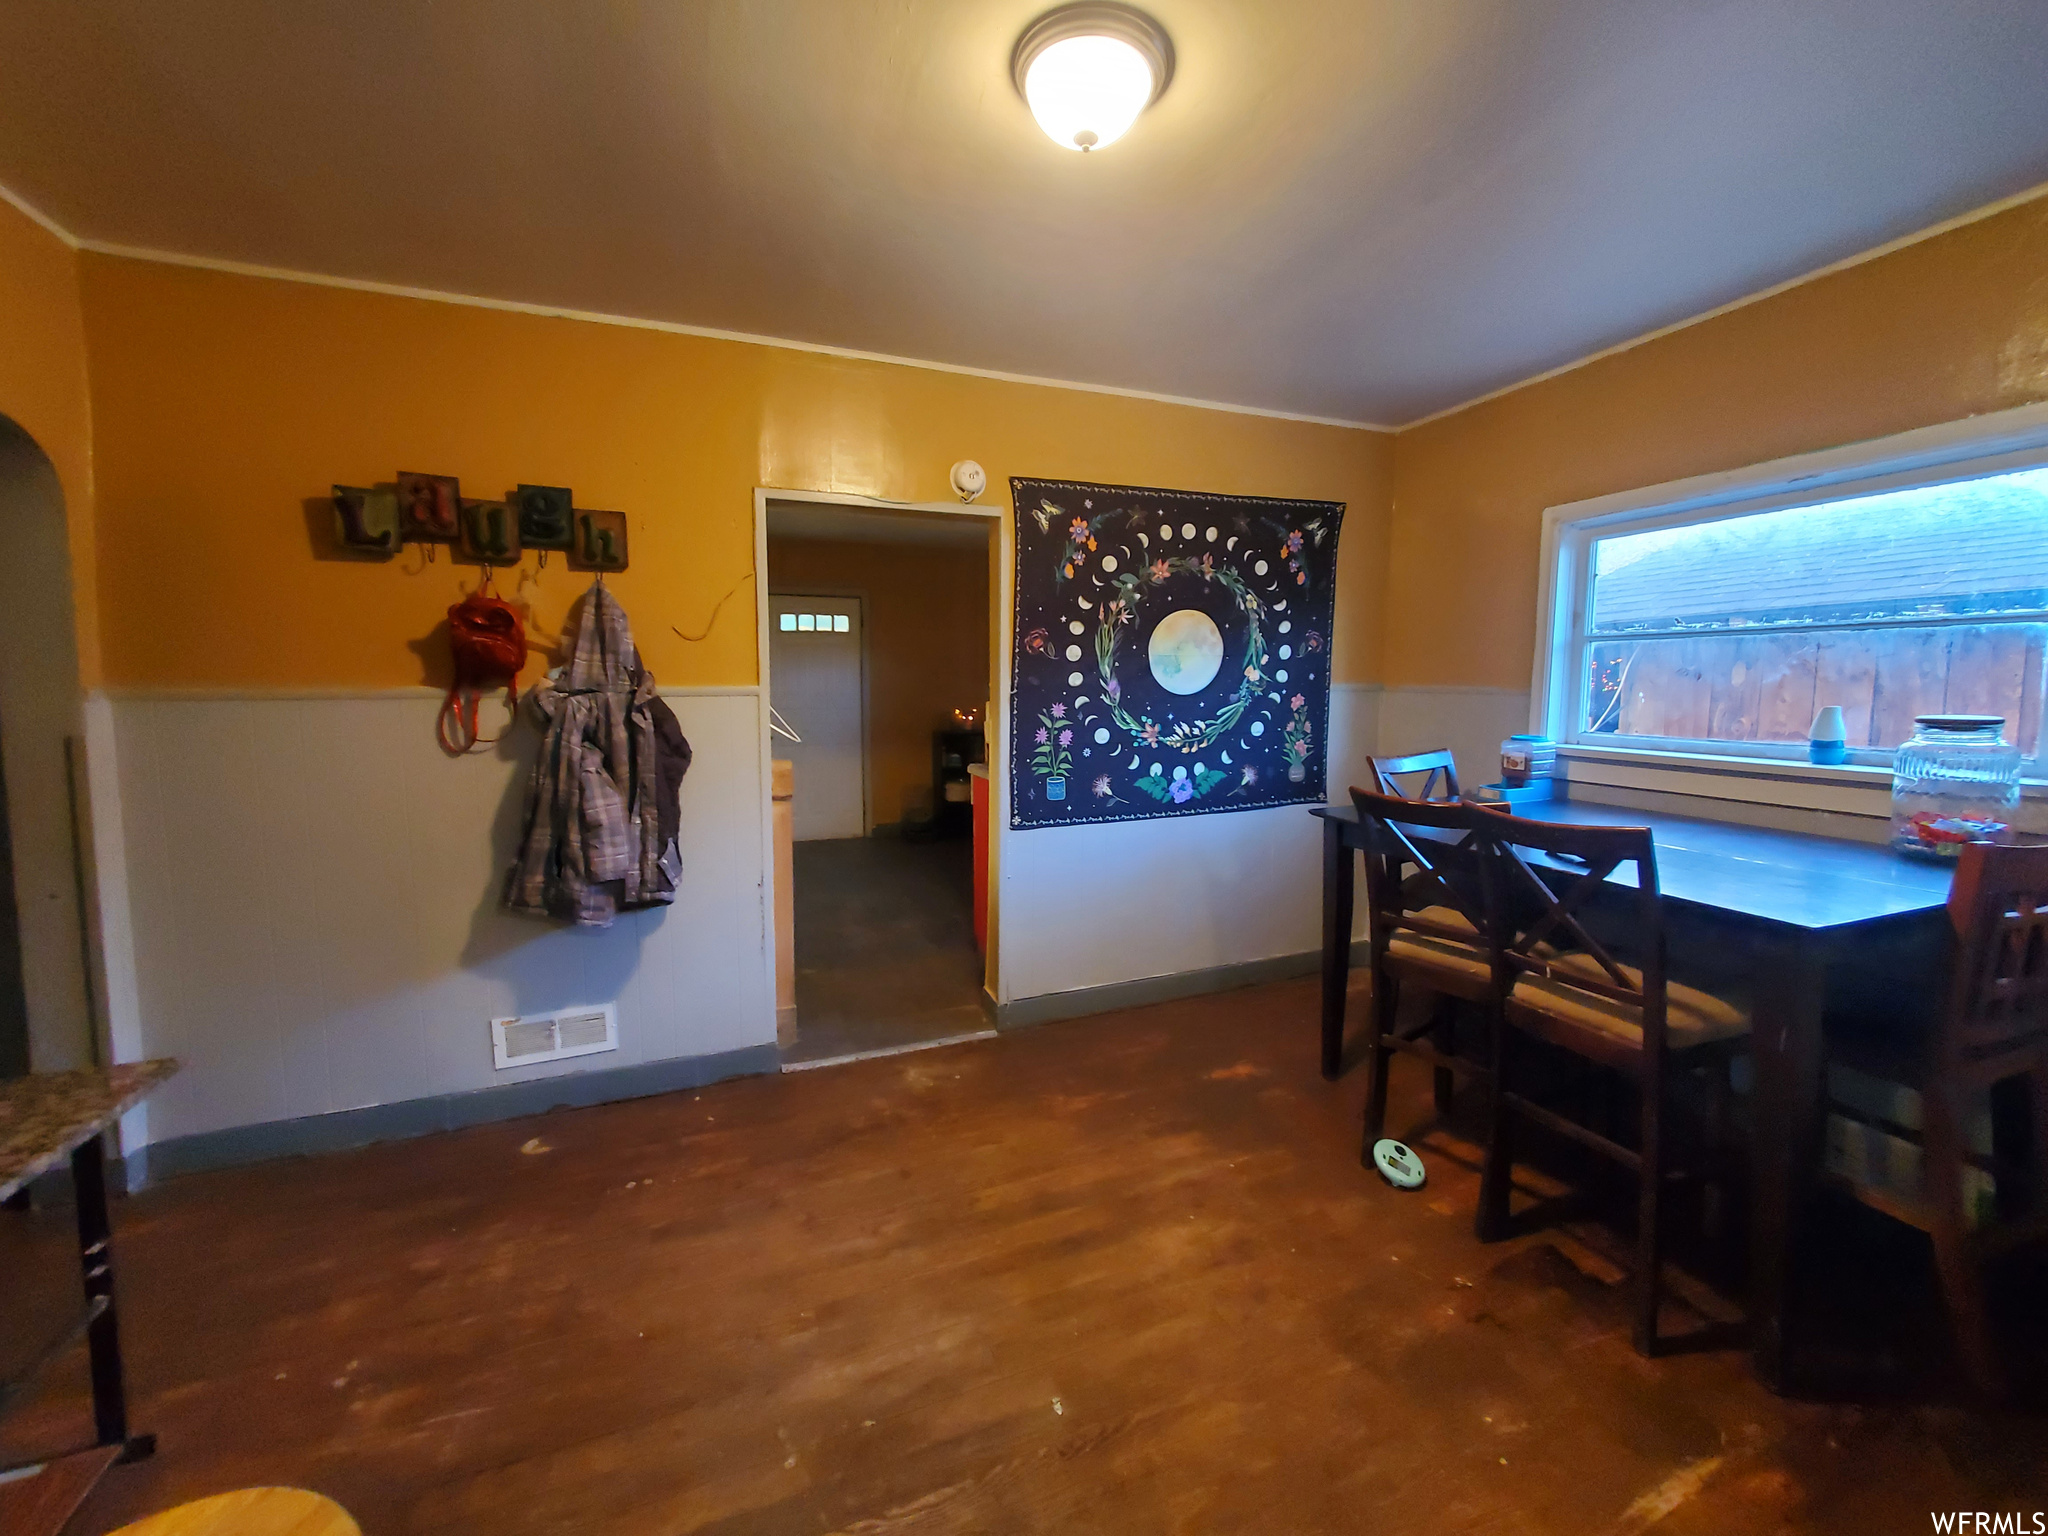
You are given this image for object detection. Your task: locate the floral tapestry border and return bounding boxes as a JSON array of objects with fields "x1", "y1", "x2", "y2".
[{"x1": 1008, "y1": 477, "x2": 1344, "y2": 830}]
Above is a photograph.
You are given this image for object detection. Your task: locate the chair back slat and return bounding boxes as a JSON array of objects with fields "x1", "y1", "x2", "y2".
[
  {"x1": 1944, "y1": 843, "x2": 2048, "y2": 1064},
  {"x1": 1349, "y1": 785, "x2": 1491, "y2": 946},
  {"x1": 1475, "y1": 807, "x2": 1668, "y2": 1053},
  {"x1": 1367, "y1": 749, "x2": 1460, "y2": 803}
]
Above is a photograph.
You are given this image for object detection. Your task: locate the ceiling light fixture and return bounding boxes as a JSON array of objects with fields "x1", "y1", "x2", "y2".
[{"x1": 1012, "y1": 3, "x2": 1173, "y2": 153}]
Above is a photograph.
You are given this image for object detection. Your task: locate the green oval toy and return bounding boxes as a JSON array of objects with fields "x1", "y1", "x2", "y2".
[{"x1": 1372, "y1": 1138, "x2": 1426, "y2": 1190}]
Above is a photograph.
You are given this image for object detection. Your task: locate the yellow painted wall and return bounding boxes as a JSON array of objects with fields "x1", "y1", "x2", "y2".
[
  {"x1": 78, "y1": 254, "x2": 1389, "y2": 692},
  {"x1": 1387, "y1": 195, "x2": 2048, "y2": 690},
  {"x1": 0, "y1": 198, "x2": 99, "y2": 685},
  {"x1": 767, "y1": 535, "x2": 992, "y2": 828}
]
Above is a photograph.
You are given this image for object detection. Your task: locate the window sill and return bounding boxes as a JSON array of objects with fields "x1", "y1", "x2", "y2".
[
  {"x1": 1556, "y1": 742, "x2": 2048, "y2": 820},
  {"x1": 1560, "y1": 742, "x2": 1890, "y2": 785}
]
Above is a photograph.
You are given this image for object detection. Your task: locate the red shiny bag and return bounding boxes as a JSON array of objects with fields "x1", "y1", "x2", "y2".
[{"x1": 439, "y1": 590, "x2": 526, "y2": 754}]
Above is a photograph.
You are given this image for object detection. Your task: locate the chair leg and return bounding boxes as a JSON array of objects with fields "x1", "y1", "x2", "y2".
[
  {"x1": 1925, "y1": 1080, "x2": 2002, "y2": 1397},
  {"x1": 1476, "y1": 1021, "x2": 1514, "y2": 1243},
  {"x1": 1701, "y1": 1055, "x2": 1734, "y2": 1241},
  {"x1": 1929, "y1": 1223, "x2": 1999, "y2": 1398},
  {"x1": 1361, "y1": 965, "x2": 1399, "y2": 1162},
  {"x1": 1432, "y1": 997, "x2": 1457, "y2": 1116},
  {"x1": 1988, "y1": 1070, "x2": 2032, "y2": 1223},
  {"x1": 1633, "y1": 1073, "x2": 1665, "y2": 1358}
]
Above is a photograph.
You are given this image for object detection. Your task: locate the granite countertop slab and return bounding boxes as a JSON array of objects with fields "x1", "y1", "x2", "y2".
[{"x1": 0, "y1": 1061, "x2": 179, "y2": 1200}]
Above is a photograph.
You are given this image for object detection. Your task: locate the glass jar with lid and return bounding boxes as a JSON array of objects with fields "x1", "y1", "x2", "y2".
[
  {"x1": 1889, "y1": 714, "x2": 2021, "y2": 860},
  {"x1": 1500, "y1": 734, "x2": 1556, "y2": 787}
]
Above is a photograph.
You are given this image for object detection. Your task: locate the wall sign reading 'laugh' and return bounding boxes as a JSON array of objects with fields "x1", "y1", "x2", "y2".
[{"x1": 1008, "y1": 478, "x2": 1344, "y2": 829}]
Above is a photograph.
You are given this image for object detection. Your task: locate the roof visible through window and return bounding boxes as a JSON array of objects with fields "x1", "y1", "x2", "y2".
[{"x1": 1590, "y1": 466, "x2": 2048, "y2": 634}]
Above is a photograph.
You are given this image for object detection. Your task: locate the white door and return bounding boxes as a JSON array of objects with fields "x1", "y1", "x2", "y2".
[{"x1": 770, "y1": 594, "x2": 866, "y2": 840}]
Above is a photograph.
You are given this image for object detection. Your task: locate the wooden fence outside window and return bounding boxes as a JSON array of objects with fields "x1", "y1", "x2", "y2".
[{"x1": 1587, "y1": 623, "x2": 2048, "y2": 754}]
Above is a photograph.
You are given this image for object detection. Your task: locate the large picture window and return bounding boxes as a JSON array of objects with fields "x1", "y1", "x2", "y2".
[{"x1": 1536, "y1": 408, "x2": 2048, "y2": 778}]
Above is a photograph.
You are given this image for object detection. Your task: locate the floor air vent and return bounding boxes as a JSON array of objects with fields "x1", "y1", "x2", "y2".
[{"x1": 491, "y1": 1004, "x2": 619, "y2": 1070}]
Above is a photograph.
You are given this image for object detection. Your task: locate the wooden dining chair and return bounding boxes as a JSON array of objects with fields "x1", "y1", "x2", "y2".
[
  {"x1": 1473, "y1": 808, "x2": 1750, "y2": 1357},
  {"x1": 1365, "y1": 748, "x2": 1460, "y2": 803},
  {"x1": 1823, "y1": 840, "x2": 2048, "y2": 1397},
  {"x1": 1349, "y1": 787, "x2": 1499, "y2": 1160}
]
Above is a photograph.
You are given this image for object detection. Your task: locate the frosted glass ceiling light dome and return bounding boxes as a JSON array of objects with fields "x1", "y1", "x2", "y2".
[{"x1": 1013, "y1": 3, "x2": 1173, "y2": 153}]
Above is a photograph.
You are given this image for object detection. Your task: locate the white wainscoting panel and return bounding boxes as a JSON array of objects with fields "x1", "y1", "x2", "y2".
[
  {"x1": 999, "y1": 805, "x2": 1327, "y2": 1000},
  {"x1": 1326, "y1": 682, "x2": 1380, "y2": 801},
  {"x1": 108, "y1": 690, "x2": 770, "y2": 1145},
  {"x1": 997, "y1": 682, "x2": 1381, "y2": 1003}
]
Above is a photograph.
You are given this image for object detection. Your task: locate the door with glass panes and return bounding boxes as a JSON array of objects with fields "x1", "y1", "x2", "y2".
[{"x1": 769, "y1": 594, "x2": 866, "y2": 840}]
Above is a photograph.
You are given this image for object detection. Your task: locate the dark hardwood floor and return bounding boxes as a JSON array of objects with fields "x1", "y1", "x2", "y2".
[
  {"x1": 783, "y1": 835, "x2": 987, "y2": 1066},
  {"x1": 3, "y1": 976, "x2": 2045, "y2": 1534}
]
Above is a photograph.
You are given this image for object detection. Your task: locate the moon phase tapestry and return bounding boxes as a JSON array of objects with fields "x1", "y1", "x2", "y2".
[{"x1": 1009, "y1": 478, "x2": 1345, "y2": 829}]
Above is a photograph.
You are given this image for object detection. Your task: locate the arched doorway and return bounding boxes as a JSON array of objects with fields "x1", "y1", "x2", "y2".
[{"x1": 0, "y1": 414, "x2": 91, "y2": 1077}]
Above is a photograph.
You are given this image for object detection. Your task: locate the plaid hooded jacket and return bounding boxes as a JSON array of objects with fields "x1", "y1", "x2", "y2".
[{"x1": 505, "y1": 583, "x2": 690, "y2": 926}]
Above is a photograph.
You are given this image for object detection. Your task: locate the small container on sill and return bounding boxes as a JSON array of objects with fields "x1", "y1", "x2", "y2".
[
  {"x1": 1469, "y1": 778, "x2": 1555, "y2": 807},
  {"x1": 1500, "y1": 734, "x2": 1556, "y2": 786},
  {"x1": 1808, "y1": 704, "x2": 1848, "y2": 766},
  {"x1": 1889, "y1": 714, "x2": 2021, "y2": 861}
]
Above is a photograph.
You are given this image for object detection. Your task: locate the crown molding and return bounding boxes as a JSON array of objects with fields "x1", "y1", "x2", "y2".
[
  {"x1": 20, "y1": 172, "x2": 2048, "y2": 439},
  {"x1": 0, "y1": 180, "x2": 80, "y2": 249},
  {"x1": 72, "y1": 237, "x2": 1392, "y2": 432}
]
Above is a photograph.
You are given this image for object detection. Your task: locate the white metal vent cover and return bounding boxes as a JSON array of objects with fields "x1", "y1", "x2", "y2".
[{"x1": 490, "y1": 1003, "x2": 619, "y2": 1070}]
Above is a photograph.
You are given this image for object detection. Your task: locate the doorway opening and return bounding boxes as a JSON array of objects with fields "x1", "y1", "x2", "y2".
[
  {"x1": 0, "y1": 415, "x2": 92, "y2": 1081},
  {"x1": 761, "y1": 493, "x2": 1001, "y2": 1068}
]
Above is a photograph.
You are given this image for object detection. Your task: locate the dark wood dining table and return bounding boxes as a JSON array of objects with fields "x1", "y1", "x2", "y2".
[{"x1": 1311, "y1": 794, "x2": 1955, "y2": 1392}]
